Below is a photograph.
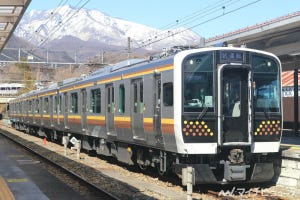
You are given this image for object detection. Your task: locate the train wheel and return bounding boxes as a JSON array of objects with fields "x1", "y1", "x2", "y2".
[{"x1": 138, "y1": 163, "x2": 147, "y2": 171}]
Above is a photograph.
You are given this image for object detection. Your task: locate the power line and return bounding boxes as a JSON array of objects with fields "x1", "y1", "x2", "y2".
[
  {"x1": 135, "y1": 0, "x2": 263, "y2": 49},
  {"x1": 28, "y1": 0, "x2": 69, "y2": 43},
  {"x1": 136, "y1": 0, "x2": 242, "y2": 49},
  {"x1": 38, "y1": 0, "x2": 90, "y2": 46},
  {"x1": 159, "y1": 0, "x2": 229, "y2": 30}
]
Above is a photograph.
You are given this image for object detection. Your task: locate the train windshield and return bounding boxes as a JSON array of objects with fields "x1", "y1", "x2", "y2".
[
  {"x1": 183, "y1": 52, "x2": 214, "y2": 112},
  {"x1": 252, "y1": 55, "x2": 280, "y2": 113}
]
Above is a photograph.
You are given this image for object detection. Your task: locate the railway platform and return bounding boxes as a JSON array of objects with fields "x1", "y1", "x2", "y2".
[
  {"x1": 0, "y1": 134, "x2": 86, "y2": 200},
  {"x1": 281, "y1": 129, "x2": 300, "y2": 149}
]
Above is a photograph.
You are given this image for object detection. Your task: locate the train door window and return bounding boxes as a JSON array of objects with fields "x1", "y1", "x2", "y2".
[
  {"x1": 16, "y1": 103, "x2": 18, "y2": 114},
  {"x1": 119, "y1": 84, "x2": 125, "y2": 114},
  {"x1": 223, "y1": 77, "x2": 241, "y2": 117},
  {"x1": 140, "y1": 83, "x2": 144, "y2": 113},
  {"x1": 44, "y1": 97, "x2": 49, "y2": 113},
  {"x1": 163, "y1": 82, "x2": 173, "y2": 106},
  {"x1": 133, "y1": 83, "x2": 138, "y2": 113},
  {"x1": 107, "y1": 85, "x2": 114, "y2": 113},
  {"x1": 35, "y1": 99, "x2": 40, "y2": 113},
  {"x1": 133, "y1": 80, "x2": 144, "y2": 113},
  {"x1": 28, "y1": 100, "x2": 32, "y2": 113},
  {"x1": 90, "y1": 88, "x2": 101, "y2": 113},
  {"x1": 71, "y1": 92, "x2": 78, "y2": 114},
  {"x1": 53, "y1": 96, "x2": 57, "y2": 114},
  {"x1": 107, "y1": 87, "x2": 111, "y2": 113},
  {"x1": 59, "y1": 95, "x2": 62, "y2": 114},
  {"x1": 64, "y1": 93, "x2": 68, "y2": 114},
  {"x1": 112, "y1": 87, "x2": 114, "y2": 109}
]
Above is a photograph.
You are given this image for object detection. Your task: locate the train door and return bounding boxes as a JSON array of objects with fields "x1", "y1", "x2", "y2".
[
  {"x1": 131, "y1": 79, "x2": 145, "y2": 140},
  {"x1": 105, "y1": 84, "x2": 115, "y2": 135},
  {"x1": 153, "y1": 75, "x2": 163, "y2": 143},
  {"x1": 221, "y1": 67, "x2": 249, "y2": 143},
  {"x1": 81, "y1": 89, "x2": 87, "y2": 131}
]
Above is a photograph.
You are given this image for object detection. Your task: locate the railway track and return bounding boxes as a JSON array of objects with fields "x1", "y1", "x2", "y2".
[
  {"x1": 0, "y1": 128, "x2": 120, "y2": 200},
  {"x1": 0, "y1": 122, "x2": 296, "y2": 200}
]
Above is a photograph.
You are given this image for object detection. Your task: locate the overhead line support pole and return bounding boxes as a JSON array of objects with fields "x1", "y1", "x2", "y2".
[{"x1": 294, "y1": 69, "x2": 299, "y2": 136}]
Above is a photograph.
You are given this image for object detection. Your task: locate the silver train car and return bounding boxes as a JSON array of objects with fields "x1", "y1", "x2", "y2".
[{"x1": 9, "y1": 47, "x2": 282, "y2": 184}]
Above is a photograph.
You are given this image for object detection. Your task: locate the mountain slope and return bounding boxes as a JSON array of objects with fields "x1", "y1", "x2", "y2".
[{"x1": 15, "y1": 5, "x2": 202, "y2": 51}]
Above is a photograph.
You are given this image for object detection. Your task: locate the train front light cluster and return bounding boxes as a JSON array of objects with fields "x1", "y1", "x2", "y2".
[
  {"x1": 182, "y1": 120, "x2": 214, "y2": 137},
  {"x1": 254, "y1": 120, "x2": 281, "y2": 136}
]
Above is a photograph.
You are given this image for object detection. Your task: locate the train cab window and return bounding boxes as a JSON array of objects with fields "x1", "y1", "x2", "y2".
[
  {"x1": 44, "y1": 98, "x2": 49, "y2": 113},
  {"x1": 252, "y1": 55, "x2": 280, "y2": 113},
  {"x1": 71, "y1": 92, "x2": 78, "y2": 113},
  {"x1": 90, "y1": 88, "x2": 101, "y2": 113},
  {"x1": 183, "y1": 52, "x2": 214, "y2": 112},
  {"x1": 119, "y1": 85, "x2": 125, "y2": 114},
  {"x1": 163, "y1": 83, "x2": 173, "y2": 106}
]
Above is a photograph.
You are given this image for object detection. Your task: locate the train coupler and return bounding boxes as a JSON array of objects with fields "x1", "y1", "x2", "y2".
[{"x1": 221, "y1": 161, "x2": 250, "y2": 182}]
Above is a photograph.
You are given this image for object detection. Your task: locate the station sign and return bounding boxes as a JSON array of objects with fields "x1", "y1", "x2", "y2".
[{"x1": 282, "y1": 86, "x2": 300, "y2": 97}]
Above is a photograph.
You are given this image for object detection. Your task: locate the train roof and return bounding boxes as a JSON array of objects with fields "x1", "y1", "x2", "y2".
[
  {"x1": 13, "y1": 46, "x2": 281, "y2": 99},
  {"x1": 18, "y1": 53, "x2": 175, "y2": 98}
]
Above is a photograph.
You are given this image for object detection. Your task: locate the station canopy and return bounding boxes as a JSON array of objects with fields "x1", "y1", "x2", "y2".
[{"x1": 0, "y1": 0, "x2": 31, "y2": 52}]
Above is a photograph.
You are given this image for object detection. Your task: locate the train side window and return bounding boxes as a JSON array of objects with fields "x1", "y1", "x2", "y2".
[
  {"x1": 44, "y1": 97, "x2": 49, "y2": 113},
  {"x1": 71, "y1": 92, "x2": 78, "y2": 113},
  {"x1": 119, "y1": 85, "x2": 125, "y2": 114},
  {"x1": 163, "y1": 83, "x2": 173, "y2": 106},
  {"x1": 90, "y1": 88, "x2": 101, "y2": 113}
]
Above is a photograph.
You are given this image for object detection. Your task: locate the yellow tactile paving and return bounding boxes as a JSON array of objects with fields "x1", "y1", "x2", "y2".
[{"x1": 0, "y1": 176, "x2": 15, "y2": 200}]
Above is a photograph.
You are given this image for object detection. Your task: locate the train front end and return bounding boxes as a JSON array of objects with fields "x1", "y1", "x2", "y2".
[{"x1": 173, "y1": 47, "x2": 282, "y2": 184}]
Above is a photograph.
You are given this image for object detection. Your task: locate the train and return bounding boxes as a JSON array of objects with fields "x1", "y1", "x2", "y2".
[{"x1": 8, "y1": 46, "x2": 282, "y2": 184}]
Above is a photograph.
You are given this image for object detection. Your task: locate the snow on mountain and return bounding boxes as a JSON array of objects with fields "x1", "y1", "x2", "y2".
[{"x1": 15, "y1": 5, "x2": 202, "y2": 51}]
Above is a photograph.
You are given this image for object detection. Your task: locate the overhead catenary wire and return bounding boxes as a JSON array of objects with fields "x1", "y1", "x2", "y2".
[
  {"x1": 27, "y1": 0, "x2": 69, "y2": 43},
  {"x1": 136, "y1": 0, "x2": 242, "y2": 49},
  {"x1": 21, "y1": 0, "x2": 261, "y2": 64},
  {"x1": 134, "y1": 0, "x2": 263, "y2": 49},
  {"x1": 159, "y1": 0, "x2": 231, "y2": 30},
  {"x1": 37, "y1": 0, "x2": 90, "y2": 47}
]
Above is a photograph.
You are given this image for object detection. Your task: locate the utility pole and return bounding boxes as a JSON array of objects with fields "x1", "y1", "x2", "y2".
[
  {"x1": 18, "y1": 48, "x2": 21, "y2": 62},
  {"x1": 127, "y1": 37, "x2": 131, "y2": 59},
  {"x1": 37, "y1": 63, "x2": 40, "y2": 82},
  {"x1": 101, "y1": 51, "x2": 105, "y2": 64}
]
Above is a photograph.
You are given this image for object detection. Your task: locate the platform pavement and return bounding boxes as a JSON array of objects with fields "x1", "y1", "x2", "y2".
[
  {"x1": 0, "y1": 136, "x2": 49, "y2": 200},
  {"x1": 0, "y1": 133, "x2": 86, "y2": 200},
  {"x1": 281, "y1": 129, "x2": 300, "y2": 148}
]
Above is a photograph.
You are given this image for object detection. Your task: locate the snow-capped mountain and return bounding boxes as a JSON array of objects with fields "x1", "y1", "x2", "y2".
[{"x1": 15, "y1": 5, "x2": 202, "y2": 51}]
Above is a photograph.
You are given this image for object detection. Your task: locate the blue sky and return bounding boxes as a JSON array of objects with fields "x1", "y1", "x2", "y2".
[{"x1": 27, "y1": 0, "x2": 300, "y2": 39}]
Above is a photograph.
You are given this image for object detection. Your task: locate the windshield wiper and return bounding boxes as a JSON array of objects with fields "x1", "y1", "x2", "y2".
[
  {"x1": 263, "y1": 107, "x2": 270, "y2": 120},
  {"x1": 197, "y1": 106, "x2": 208, "y2": 120}
]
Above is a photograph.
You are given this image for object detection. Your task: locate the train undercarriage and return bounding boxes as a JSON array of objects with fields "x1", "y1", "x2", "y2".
[{"x1": 12, "y1": 121, "x2": 276, "y2": 185}]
